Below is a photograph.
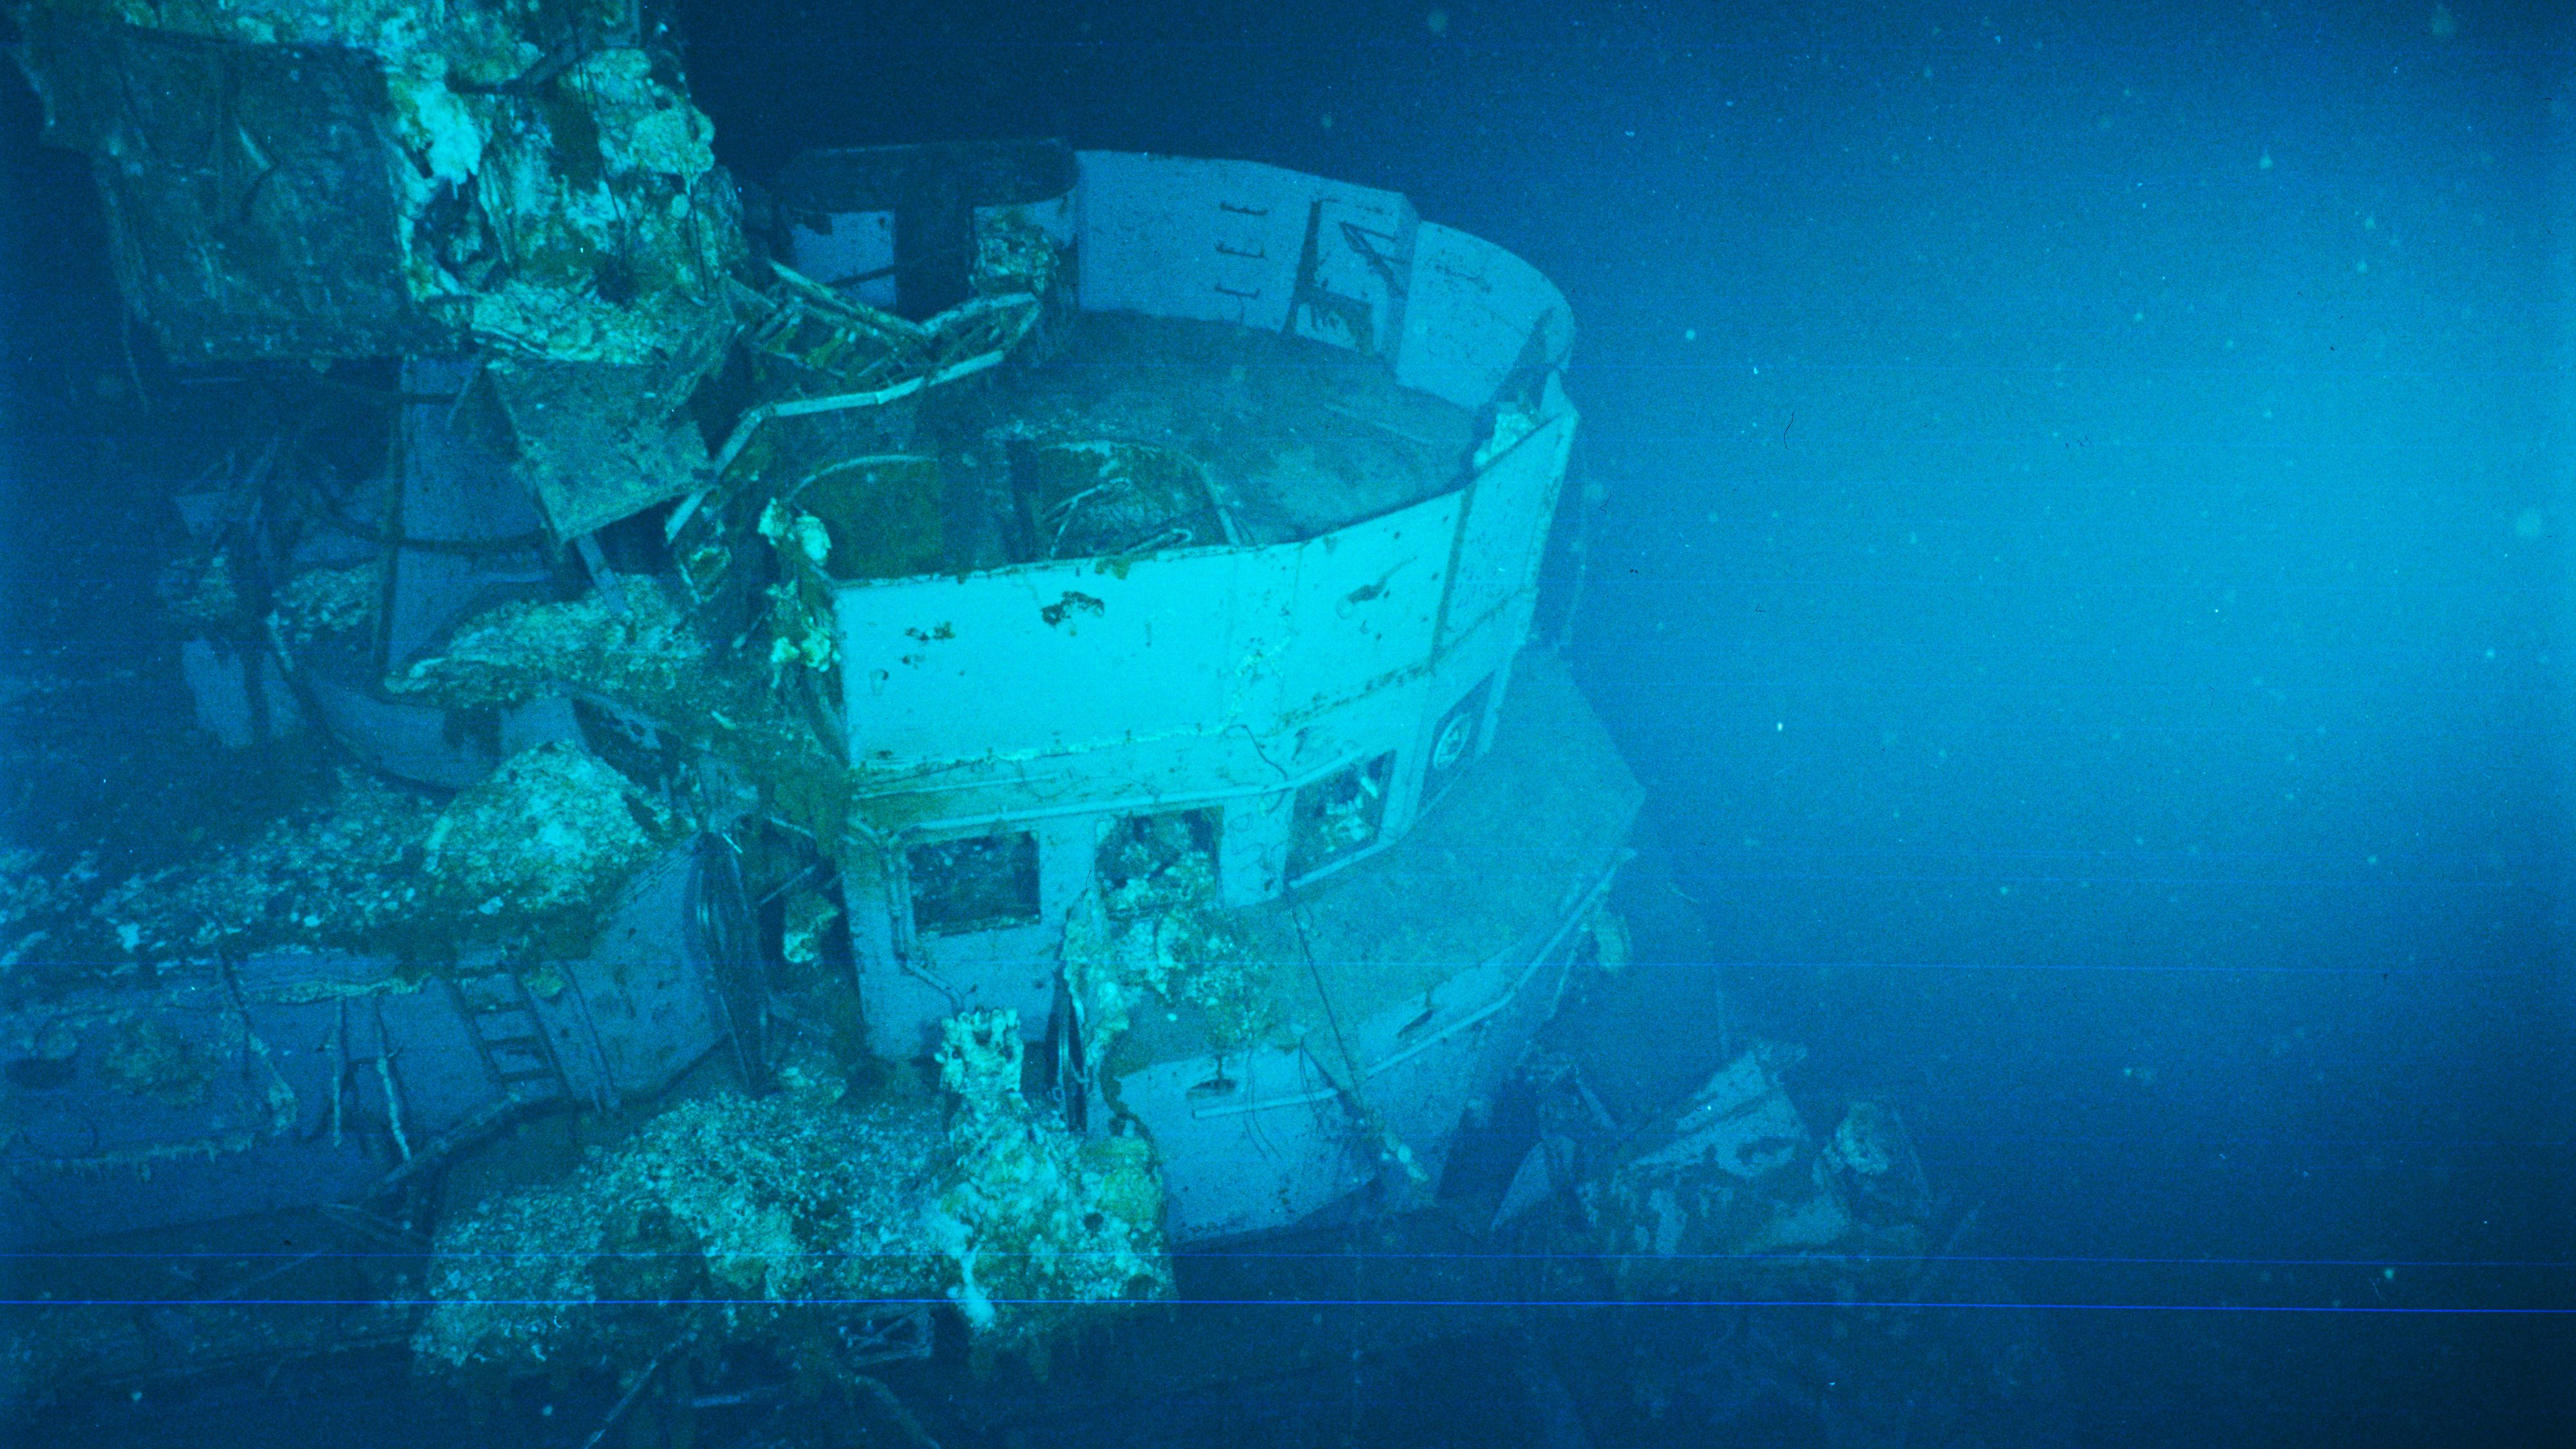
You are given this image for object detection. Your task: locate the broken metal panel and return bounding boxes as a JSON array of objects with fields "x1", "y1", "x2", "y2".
[
  {"x1": 12, "y1": 14, "x2": 447, "y2": 359},
  {"x1": 1623, "y1": 1050, "x2": 1815, "y2": 1180},
  {"x1": 383, "y1": 356, "x2": 551, "y2": 665},
  {"x1": 1582, "y1": 1039, "x2": 1938, "y2": 1300},
  {"x1": 773, "y1": 139, "x2": 1077, "y2": 319},
  {"x1": 487, "y1": 341, "x2": 724, "y2": 540},
  {"x1": 14, "y1": 5, "x2": 752, "y2": 368}
]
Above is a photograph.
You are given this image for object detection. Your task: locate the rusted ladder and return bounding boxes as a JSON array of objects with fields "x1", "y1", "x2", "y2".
[{"x1": 446, "y1": 973, "x2": 572, "y2": 1104}]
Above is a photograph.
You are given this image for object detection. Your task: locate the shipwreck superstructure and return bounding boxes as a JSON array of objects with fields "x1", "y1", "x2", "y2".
[
  {"x1": 734, "y1": 144, "x2": 1635, "y2": 1242},
  {"x1": 2, "y1": 5, "x2": 1949, "y2": 1429}
]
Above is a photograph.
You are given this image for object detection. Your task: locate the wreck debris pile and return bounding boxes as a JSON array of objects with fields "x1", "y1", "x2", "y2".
[
  {"x1": 14, "y1": 0, "x2": 746, "y2": 365},
  {"x1": 420, "y1": 739, "x2": 677, "y2": 930},
  {"x1": 928, "y1": 1010, "x2": 1171, "y2": 1347},
  {"x1": 415, "y1": 1086, "x2": 949, "y2": 1371},
  {"x1": 384, "y1": 575, "x2": 705, "y2": 712},
  {"x1": 2, "y1": 768, "x2": 438, "y2": 987},
  {"x1": 0, "y1": 739, "x2": 685, "y2": 993},
  {"x1": 268, "y1": 559, "x2": 384, "y2": 652},
  {"x1": 0, "y1": 9, "x2": 2000, "y2": 1417},
  {"x1": 416, "y1": 1009, "x2": 1169, "y2": 1372},
  {"x1": 1061, "y1": 862, "x2": 1277, "y2": 1065},
  {"x1": 384, "y1": 573, "x2": 854, "y2": 840},
  {"x1": 1580, "y1": 1043, "x2": 1933, "y2": 1300}
]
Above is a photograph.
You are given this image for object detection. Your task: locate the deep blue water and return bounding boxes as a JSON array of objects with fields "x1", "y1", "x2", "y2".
[{"x1": 5, "y1": 1, "x2": 2571, "y2": 1445}]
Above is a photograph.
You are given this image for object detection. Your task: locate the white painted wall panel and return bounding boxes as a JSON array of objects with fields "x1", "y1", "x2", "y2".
[
  {"x1": 784, "y1": 209, "x2": 898, "y2": 308},
  {"x1": 1074, "y1": 153, "x2": 1311, "y2": 328},
  {"x1": 1268, "y1": 492, "x2": 1457, "y2": 724},
  {"x1": 837, "y1": 482, "x2": 1495, "y2": 767},
  {"x1": 1392, "y1": 223, "x2": 1574, "y2": 410},
  {"x1": 1113, "y1": 1043, "x2": 1376, "y2": 1241},
  {"x1": 1443, "y1": 410, "x2": 1575, "y2": 646},
  {"x1": 838, "y1": 550, "x2": 1286, "y2": 764}
]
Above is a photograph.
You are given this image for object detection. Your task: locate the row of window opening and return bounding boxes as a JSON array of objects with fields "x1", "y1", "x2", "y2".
[{"x1": 905, "y1": 752, "x2": 1400, "y2": 937}]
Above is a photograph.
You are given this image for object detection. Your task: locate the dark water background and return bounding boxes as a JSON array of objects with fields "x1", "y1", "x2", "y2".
[{"x1": 5, "y1": 1, "x2": 2571, "y2": 1445}]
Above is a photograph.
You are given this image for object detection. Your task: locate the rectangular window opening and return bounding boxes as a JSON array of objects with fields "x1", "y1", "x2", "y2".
[
  {"x1": 1288, "y1": 752, "x2": 1395, "y2": 882},
  {"x1": 1097, "y1": 807, "x2": 1222, "y2": 918},
  {"x1": 907, "y1": 831, "x2": 1041, "y2": 936}
]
